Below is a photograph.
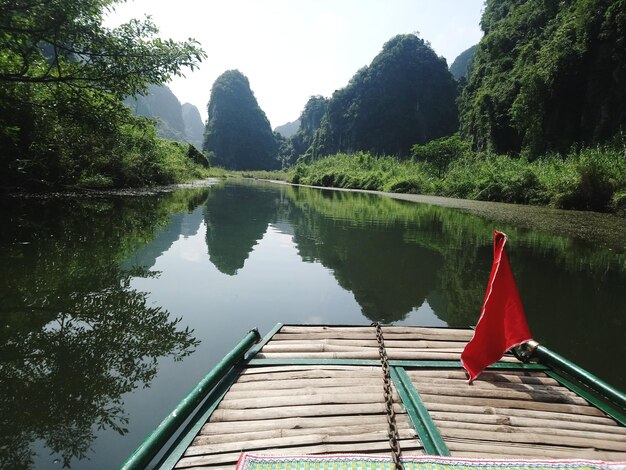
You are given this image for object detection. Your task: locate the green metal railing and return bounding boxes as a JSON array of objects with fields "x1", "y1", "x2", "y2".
[
  {"x1": 533, "y1": 344, "x2": 626, "y2": 410},
  {"x1": 120, "y1": 328, "x2": 261, "y2": 470},
  {"x1": 531, "y1": 344, "x2": 626, "y2": 426}
]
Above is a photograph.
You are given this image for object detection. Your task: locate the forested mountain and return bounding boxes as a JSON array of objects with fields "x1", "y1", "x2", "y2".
[
  {"x1": 276, "y1": 95, "x2": 328, "y2": 167},
  {"x1": 274, "y1": 120, "x2": 300, "y2": 138},
  {"x1": 203, "y1": 70, "x2": 279, "y2": 170},
  {"x1": 295, "y1": 96, "x2": 329, "y2": 154},
  {"x1": 125, "y1": 86, "x2": 205, "y2": 149},
  {"x1": 309, "y1": 34, "x2": 459, "y2": 158},
  {"x1": 182, "y1": 103, "x2": 204, "y2": 149},
  {"x1": 125, "y1": 85, "x2": 187, "y2": 142},
  {"x1": 460, "y1": 0, "x2": 626, "y2": 156},
  {"x1": 449, "y1": 45, "x2": 477, "y2": 81},
  {"x1": 277, "y1": 96, "x2": 329, "y2": 165}
]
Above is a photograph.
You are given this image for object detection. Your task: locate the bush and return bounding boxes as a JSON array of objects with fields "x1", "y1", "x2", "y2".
[
  {"x1": 411, "y1": 135, "x2": 470, "y2": 177},
  {"x1": 384, "y1": 176, "x2": 429, "y2": 194},
  {"x1": 86, "y1": 124, "x2": 211, "y2": 188},
  {"x1": 78, "y1": 173, "x2": 115, "y2": 188},
  {"x1": 612, "y1": 191, "x2": 626, "y2": 214},
  {"x1": 187, "y1": 145, "x2": 210, "y2": 168},
  {"x1": 547, "y1": 148, "x2": 623, "y2": 211}
]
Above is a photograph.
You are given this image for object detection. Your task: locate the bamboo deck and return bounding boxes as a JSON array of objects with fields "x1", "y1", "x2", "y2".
[{"x1": 173, "y1": 325, "x2": 626, "y2": 469}]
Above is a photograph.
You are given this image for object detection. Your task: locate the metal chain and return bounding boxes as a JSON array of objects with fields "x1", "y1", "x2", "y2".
[{"x1": 373, "y1": 322, "x2": 404, "y2": 470}]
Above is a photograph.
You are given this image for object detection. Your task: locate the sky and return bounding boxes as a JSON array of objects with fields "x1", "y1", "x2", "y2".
[{"x1": 105, "y1": 0, "x2": 485, "y2": 128}]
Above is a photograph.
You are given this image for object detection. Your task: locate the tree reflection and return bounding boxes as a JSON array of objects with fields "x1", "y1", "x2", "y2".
[{"x1": 0, "y1": 192, "x2": 206, "y2": 468}]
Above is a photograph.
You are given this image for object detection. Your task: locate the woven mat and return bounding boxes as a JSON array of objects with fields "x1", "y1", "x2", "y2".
[{"x1": 236, "y1": 454, "x2": 626, "y2": 470}]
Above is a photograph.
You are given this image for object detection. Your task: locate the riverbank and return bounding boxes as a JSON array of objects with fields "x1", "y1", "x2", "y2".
[
  {"x1": 3, "y1": 178, "x2": 221, "y2": 199},
  {"x1": 242, "y1": 148, "x2": 626, "y2": 215},
  {"x1": 1, "y1": 156, "x2": 227, "y2": 196}
]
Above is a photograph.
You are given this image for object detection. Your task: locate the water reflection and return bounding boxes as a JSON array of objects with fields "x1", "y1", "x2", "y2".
[
  {"x1": 286, "y1": 189, "x2": 482, "y2": 324},
  {"x1": 123, "y1": 209, "x2": 205, "y2": 270},
  {"x1": 0, "y1": 192, "x2": 207, "y2": 468},
  {"x1": 202, "y1": 182, "x2": 625, "y2": 326},
  {"x1": 204, "y1": 184, "x2": 280, "y2": 275},
  {"x1": 200, "y1": 181, "x2": 625, "y2": 388},
  {"x1": 291, "y1": 216, "x2": 443, "y2": 323},
  {"x1": 2, "y1": 180, "x2": 625, "y2": 468}
]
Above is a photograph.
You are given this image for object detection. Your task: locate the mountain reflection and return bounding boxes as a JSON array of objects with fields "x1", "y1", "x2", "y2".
[
  {"x1": 201, "y1": 181, "x2": 626, "y2": 337},
  {"x1": 292, "y1": 217, "x2": 443, "y2": 322},
  {"x1": 204, "y1": 184, "x2": 280, "y2": 275},
  {"x1": 201, "y1": 184, "x2": 453, "y2": 321},
  {"x1": 0, "y1": 191, "x2": 207, "y2": 468},
  {"x1": 283, "y1": 188, "x2": 497, "y2": 324}
]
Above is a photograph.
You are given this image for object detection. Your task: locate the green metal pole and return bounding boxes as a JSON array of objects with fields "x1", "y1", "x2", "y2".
[
  {"x1": 391, "y1": 367, "x2": 450, "y2": 456},
  {"x1": 534, "y1": 344, "x2": 626, "y2": 410},
  {"x1": 121, "y1": 328, "x2": 261, "y2": 470}
]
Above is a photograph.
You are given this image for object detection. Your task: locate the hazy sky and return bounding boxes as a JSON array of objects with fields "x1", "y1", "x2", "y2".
[{"x1": 105, "y1": 0, "x2": 485, "y2": 127}]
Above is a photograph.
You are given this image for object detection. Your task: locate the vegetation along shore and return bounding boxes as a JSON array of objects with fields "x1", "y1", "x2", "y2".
[
  {"x1": 244, "y1": 142, "x2": 626, "y2": 214},
  {"x1": 2, "y1": 0, "x2": 625, "y2": 214}
]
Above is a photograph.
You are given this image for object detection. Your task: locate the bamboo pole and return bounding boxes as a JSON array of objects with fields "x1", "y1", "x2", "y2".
[
  {"x1": 420, "y1": 393, "x2": 605, "y2": 416},
  {"x1": 175, "y1": 439, "x2": 424, "y2": 468},
  {"x1": 428, "y1": 411, "x2": 626, "y2": 433},
  {"x1": 209, "y1": 402, "x2": 405, "y2": 422},
  {"x1": 199, "y1": 414, "x2": 409, "y2": 435},
  {"x1": 423, "y1": 401, "x2": 615, "y2": 424}
]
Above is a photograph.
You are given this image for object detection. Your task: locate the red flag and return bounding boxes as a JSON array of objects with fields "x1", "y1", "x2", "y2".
[{"x1": 461, "y1": 231, "x2": 533, "y2": 383}]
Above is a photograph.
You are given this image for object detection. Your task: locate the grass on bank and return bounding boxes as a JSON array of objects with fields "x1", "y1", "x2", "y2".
[
  {"x1": 238, "y1": 169, "x2": 292, "y2": 181},
  {"x1": 253, "y1": 144, "x2": 626, "y2": 213}
]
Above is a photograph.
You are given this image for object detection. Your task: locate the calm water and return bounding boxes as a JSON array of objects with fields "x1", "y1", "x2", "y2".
[{"x1": 1, "y1": 180, "x2": 625, "y2": 469}]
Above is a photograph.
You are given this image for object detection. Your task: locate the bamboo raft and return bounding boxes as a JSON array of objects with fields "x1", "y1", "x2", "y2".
[{"x1": 123, "y1": 324, "x2": 626, "y2": 469}]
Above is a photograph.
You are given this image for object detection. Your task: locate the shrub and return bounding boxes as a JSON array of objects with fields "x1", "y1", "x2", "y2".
[
  {"x1": 78, "y1": 173, "x2": 114, "y2": 189},
  {"x1": 551, "y1": 148, "x2": 620, "y2": 211},
  {"x1": 411, "y1": 135, "x2": 470, "y2": 177},
  {"x1": 384, "y1": 176, "x2": 429, "y2": 194},
  {"x1": 612, "y1": 191, "x2": 626, "y2": 214}
]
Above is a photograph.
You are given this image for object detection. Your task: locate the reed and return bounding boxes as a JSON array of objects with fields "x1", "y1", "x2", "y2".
[{"x1": 280, "y1": 146, "x2": 626, "y2": 213}]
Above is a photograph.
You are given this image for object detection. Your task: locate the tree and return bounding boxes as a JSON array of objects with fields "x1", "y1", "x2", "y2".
[
  {"x1": 203, "y1": 70, "x2": 278, "y2": 170},
  {"x1": 0, "y1": 0, "x2": 205, "y2": 187},
  {"x1": 411, "y1": 134, "x2": 470, "y2": 178},
  {"x1": 0, "y1": 0, "x2": 204, "y2": 96}
]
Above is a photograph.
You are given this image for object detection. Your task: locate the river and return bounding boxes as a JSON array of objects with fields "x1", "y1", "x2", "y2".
[{"x1": 1, "y1": 179, "x2": 624, "y2": 469}]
